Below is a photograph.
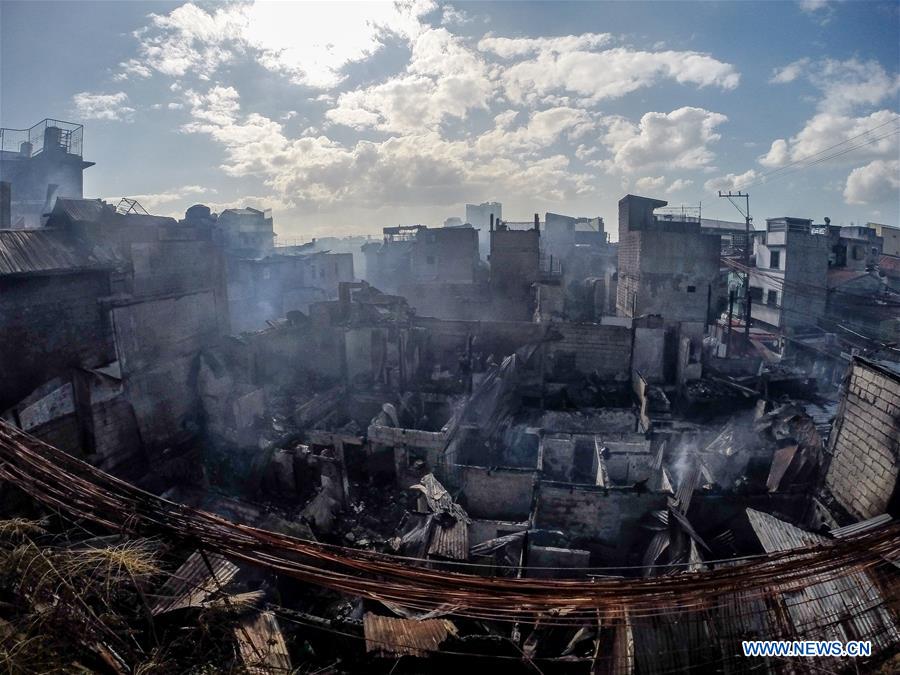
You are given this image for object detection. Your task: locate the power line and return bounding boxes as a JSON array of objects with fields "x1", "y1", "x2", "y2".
[
  {"x1": 749, "y1": 117, "x2": 900, "y2": 185},
  {"x1": 736, "y1": 128, "x2": 900, "y2": 191}
]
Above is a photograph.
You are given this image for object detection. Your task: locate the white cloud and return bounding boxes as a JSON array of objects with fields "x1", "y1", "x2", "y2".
[
  {"x1": 478, "y1": 34, "x2": 739, "y2": 104},
  {"x1": 181, "y1": 85, "x2": 593, "y2": 211},
  {"x1": 72, "y1": 91, "x2": 135, "y2": 122},
  {"x1": 125, "y1": 1, "x2": 437, "y2": 88},
  {"x1": 326, "y1": 27, "x2": 494, "y2": 132},
  {"x1": 441, "y1": 4, "x2": 474, "y2": 25},
  {"x1": 770, "y1": 58, "x2": 809, "y2": 84},
  {"x1": 479, "y1": 33, "x2": 614, "y2": 58},
  {"x1": 772, "y1": 57, "x2": 900, "y2": 115},
  {"x1": 634, "y1": 176, "x2": 666, "y2": 193},
  {"x1": 108, "y1": 185, "x2": 215, "y2": 215},
  {"x1": 759, "y1": 110, "x2": 900, "y2": 168},
  {"x1": 798, "y1": 0, "x2": 828, "y2": 10},
  {"x1": 474, "y1": 107, "x2": 595, "y2": 156},
  {"x1": 601, "y1": 107, "x2": 728, "y2": 173},
  {"x1": 666, "y1": 178, "x2": 694, "y2": 193},
  {"x1": 843, "y1": 159, "x2": 900, "y2": 204},
  {"x1": 633, "y1": 176, "x2": 695, "y2": 195},
  {"x1": 704, "y1": 169, "x2": 759, "y2": 192}
]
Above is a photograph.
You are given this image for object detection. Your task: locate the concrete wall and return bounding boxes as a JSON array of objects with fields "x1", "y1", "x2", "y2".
[
  {"x1": 825, "y1": 359, "x2": 900, "y2": 520},
  {"x1": 112, "y1": 290, "x2": 220, "y2": 447},
  {"x1": 617, "y1": 229, "x2": 719, "y2": 323},
  {"x1": 540, "y1": 434, "x2": 577, "y2": 482},
  {"x1": 544, "y1": 323, "x2": 633, "y2": 381},
  {"x1": 527, "y1": 544, "x2": 590, "y2": 578},
  {"x1": 0, "y1": 271, "x2": 115, "y2": 409},
  {"x1": 451, "y1": 465, "x2": 537, "y2": 521},
  {"x1": 534, "y1": 483, "x2": 668, "y2": 562},
  {"x1": 410, "y1": 227, "x2": 478, "y2": 283}
]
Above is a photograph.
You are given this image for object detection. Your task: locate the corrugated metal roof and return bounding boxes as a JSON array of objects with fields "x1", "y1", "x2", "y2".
[
  {"x1": 747, "y1": 509, "x2": 899, "y2": 653},
  {"x1": 428, "y1": 518, "x2": 469, "y2": 561},
  {"x1": 149, "y1": 550, "x2": 239, "y2": 615},
  {"x1": 831, "y1": 513, "x2": 893, "y2": 539},
  {"x1": 363, "y1": 612, "x2": 457, "y2": 657},
  {"x1": 52, "y1": 198, "x2": 108, "y2": 223},
  {"x1": 235, "y1": 611, "x2": 291, "y2": 674},
  {"x1": 747, "y1": 508, "x2": 824, "y2": 552},
  {"x1": 0, "y1": 228, "x2": 120, "y2": 276}
]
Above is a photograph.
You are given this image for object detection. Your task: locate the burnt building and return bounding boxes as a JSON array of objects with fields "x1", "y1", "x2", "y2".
[
  {"x1": 0, "y1": 119, "x2": 94, "y2": 228},
  {"x1": 616, "y1": 194, "x2": 721, "y2": 324}
]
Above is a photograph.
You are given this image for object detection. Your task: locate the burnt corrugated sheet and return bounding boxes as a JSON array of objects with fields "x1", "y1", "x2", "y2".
[
  {"x1": 53, "y1": 198, "x2": 107, "y2": 223},
  {"x1": 0, "y1": 228, "x2": 119, "y2": 275},
  {"x1": 363, "y1": 612, "x2": 457, "y2": 657},
  {"x1": 831, "y1": 513, "x2": 892, "y2": 538},
  {"x1": 747, "y1": 509, "x2": 899, "y2": 653},
  {"x1": 149, "y1": 550, "x2": 239, "y2": 615},
  {"x1": 428, "y1": 518, "x2": 469, "y2": 561},
  {"x1": 235, "y1": 611, "x2": 291, "y2": 674}
]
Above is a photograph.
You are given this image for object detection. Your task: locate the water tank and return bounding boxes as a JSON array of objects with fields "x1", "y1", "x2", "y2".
[
  {"x1": 185, "y1": 204, "x2": 212, "y2": 221},
  {"x1": 19, "y1": 141, "x2": 33, "y2": 157},
  {"x1": 44, "y1": 126, "x2": 63, "y2": 151}
]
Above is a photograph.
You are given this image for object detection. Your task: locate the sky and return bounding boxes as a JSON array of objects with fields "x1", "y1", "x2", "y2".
[{"x1": 1, "y1": 0, "x2": 898, "y2": 241}]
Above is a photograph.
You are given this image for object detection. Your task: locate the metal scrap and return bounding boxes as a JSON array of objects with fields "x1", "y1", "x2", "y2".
[
  {"x1": 149, "y1": 551, "x2": 239, "y2": 615},
  {"x1": 363, "y1": 612, "x2": 458, "y2": 657},
  {"x1": 235, "y1": 611, "x2": 291, "y2": 674}
]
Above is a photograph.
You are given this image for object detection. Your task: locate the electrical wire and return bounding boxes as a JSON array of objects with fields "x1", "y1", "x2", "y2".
[{"x1": 0, "y1": 421, "x2": 897, "y2": 627}]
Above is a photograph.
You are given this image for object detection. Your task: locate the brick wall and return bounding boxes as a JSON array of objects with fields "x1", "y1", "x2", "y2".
[
  {"x1": 825, "y1": 358, "x2": 900, "y2": 520},
  {"x1": 534, "y1": 483, "x2": 668, "y2": 563},
  {"x1": 545, "y1": 323, "x2": 633, "y2": 380},
  {"x1": 0, "y1": 272, "x2": 115, "y2": 408},
  {"x1": 450, "y1": 465, "x2": 537, "y2": 520}
]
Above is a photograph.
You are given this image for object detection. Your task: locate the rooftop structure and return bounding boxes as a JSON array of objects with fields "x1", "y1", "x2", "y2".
[{"x1": 0, "y1": 119, "x2": 93, "y2": 228}]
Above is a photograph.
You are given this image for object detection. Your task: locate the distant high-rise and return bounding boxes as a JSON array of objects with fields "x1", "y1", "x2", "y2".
[{"x1": 465, "y1": 201, "x2": 501, "y2": 259}]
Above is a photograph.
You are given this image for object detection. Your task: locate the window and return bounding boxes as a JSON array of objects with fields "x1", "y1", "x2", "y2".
[
  {"x1": 426, "y1": 255, "x2": 435, "y2": 264},
  {"x1": 749, "y1": 286, "x2": 763, "y2": 301},
  {"x1": 687, "y1": 285, "x2": 696, "y2": 293},
  {"x1": 767, "y1": 290, "x2": 778, "y2": 306},
  {"x1": 770, "y1": 251, "x2": 781, "y2": 269}
]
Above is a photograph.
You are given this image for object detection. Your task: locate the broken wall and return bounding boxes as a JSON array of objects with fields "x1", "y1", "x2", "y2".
[
  {"x1": 825, "y1": 358, "x2": 900, "y2": 520},
  {"x1": 534, "y1": 483, "x2": 668, "y2": 564},
  {"x1": 449, "y1": 465, "x2": 537, "y2": 521},
  {"x1": 0, "y1": 271, "x2": 116, "y2": 409}
]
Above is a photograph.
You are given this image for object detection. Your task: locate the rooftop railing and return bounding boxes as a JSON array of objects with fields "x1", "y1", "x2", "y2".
[{"x1": 0, "y1": 119, "x2": 83, "y2": 158}]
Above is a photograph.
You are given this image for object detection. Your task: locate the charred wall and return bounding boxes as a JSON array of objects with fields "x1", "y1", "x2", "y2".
[{"x1": 0, "y1": 271, "x2": 115, "y2": 409}]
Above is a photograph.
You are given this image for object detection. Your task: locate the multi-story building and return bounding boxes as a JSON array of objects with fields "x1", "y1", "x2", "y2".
[
  {"x1": 465, "y1": 201, "x2": 501, "y2": 259},
  {"x1": 748, "y1": 217, "x2": 830, "y2": 330},
  {"x1": 868, "y1": 222, "x2": 900, "y2": 257},
  {"x1": 362, "y1": 225, "x2": 479, "y2": 293},
  {"x1": 0, "y1": 119, "x2": 94, "y2": 228},
  {"x1": 827, "y1": 222, "x2": 883, "y2": 271},
  {"x1": 616, "y1": 195, "x2": 721, "y2": 324}
]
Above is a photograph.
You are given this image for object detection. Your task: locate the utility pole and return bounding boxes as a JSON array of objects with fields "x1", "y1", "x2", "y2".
[{"x1": 718, "y1": 191, "x2": 752, "y2": 348}]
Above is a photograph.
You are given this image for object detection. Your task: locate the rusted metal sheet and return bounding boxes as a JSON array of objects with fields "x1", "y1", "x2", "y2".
[
  {"x1": 428, "y1": 518, "x2": 468, "y2": 561},
  {"x1": 747, "y1": 508, "x2": 900, "y2": 653},
  {"x1": 363, "y1": 612, "x2": 457, "y2": 657},
  {"x1": 0, "y1": 228, "x2": 119, "y2": 276},
  {"x1": 149, "y1": 551, "x2": 239, "y2": 615},
  {"x1": 1, "y1": 419, "x2": 899, "y2": 635},
  {"x1": 235, "y1": 611, "x2": 291, "y2": 674},
  {"x1": 766, "y1": 444, "x2": 798, "y2": 492},
  {"x1": 52, "y1": 197, "x2": 107, "y2": 223}
]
